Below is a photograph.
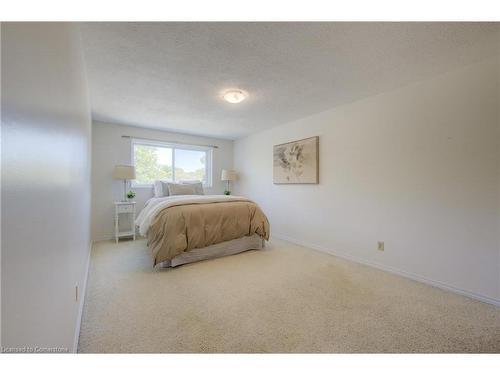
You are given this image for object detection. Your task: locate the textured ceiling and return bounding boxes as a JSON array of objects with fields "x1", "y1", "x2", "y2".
[{"x1": 80, "y1": 22, "x2": 499, "y2": 139}]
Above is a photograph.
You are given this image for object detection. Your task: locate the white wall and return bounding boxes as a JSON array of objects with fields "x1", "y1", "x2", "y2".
[
  {"x1": 497, "y1": 32, "x2": 500, "y2": 308},
  {"x1": 91, "y1": 121, "x2": 234, "y2": 241},
  {"x1": 0, "y1": 22, "x2": 3, "y2": 349},
  {"x1": 1, "y1": 23, "x2": 91, "y2": 351},
  {"x1": 234, "y1": 58, "x2": 500, "y2": 304}
]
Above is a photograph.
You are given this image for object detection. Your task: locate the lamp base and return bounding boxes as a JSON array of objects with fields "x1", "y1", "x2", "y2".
[
  {"x1": 122, "y1": 179, "x2": 128, "y2": 202},
  {"x1": 223, "y1": 180, "x2": 232, "y2": 195}
]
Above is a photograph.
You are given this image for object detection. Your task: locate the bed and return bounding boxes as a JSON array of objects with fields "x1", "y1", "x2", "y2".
[{"x1": 135, "y1": 194, "x2": 270, "y2": 267}]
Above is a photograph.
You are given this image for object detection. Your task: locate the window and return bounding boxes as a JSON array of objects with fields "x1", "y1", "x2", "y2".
[{"x1": 132, "y1": 139, "x2": 212, "y2": 187}]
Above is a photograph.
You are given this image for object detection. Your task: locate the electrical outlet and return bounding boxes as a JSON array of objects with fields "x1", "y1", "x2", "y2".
[
  {"x1": 75, "y1": 285, "x2": 79, "y2": 302},
  {"x1": 377, "y1": 241, "x2": 384, "y2": 251}
]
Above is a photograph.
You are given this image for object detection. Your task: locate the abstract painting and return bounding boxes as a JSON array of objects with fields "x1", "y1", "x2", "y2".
[{"x1": 273, "y1": 136, "x2": 319, "y2": 184}]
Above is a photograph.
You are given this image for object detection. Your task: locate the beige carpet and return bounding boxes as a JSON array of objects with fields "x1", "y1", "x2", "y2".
[{"x1": 78, "y1": 238, "x2": 500, "y2": 353}]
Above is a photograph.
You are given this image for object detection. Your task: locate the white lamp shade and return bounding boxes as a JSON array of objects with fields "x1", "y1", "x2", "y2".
[
  {"x1": 113, "y1": 165, "x2": 136, "y2": 180},
  {"x1": 221, "y1": 169, "x2": 237, "y2": 181}
]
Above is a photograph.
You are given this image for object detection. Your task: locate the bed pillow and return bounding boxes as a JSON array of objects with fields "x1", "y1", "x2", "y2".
[
  {"x1": 167, "y1": 182, "x2": 203, "y2": 196},
  {"x1": 179, "y1": 180, "x2": 204, "y2": 195},
  {"x1": 154, "y1": 180, "x2": 171, "y2": 197}
]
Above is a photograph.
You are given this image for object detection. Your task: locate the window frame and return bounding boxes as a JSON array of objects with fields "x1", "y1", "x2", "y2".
[{"x1": 131, "y1": 138, "x2": 213, "y2": 188}]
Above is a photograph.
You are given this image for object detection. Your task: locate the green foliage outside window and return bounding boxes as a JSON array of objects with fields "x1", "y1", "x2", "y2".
[
  {"x1": 134, "y1": 144, "x2": 207, "y2": 185},
  {"x1": 134, "y1": 145, "x2": 172, "y2": 184}
]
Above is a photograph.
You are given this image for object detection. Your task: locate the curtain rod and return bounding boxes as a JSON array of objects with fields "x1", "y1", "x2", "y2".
[{"x1": 121, "y1": 135, "x2": 219, "y2": 149}]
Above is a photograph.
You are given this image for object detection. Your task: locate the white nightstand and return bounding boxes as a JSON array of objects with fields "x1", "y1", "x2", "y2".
[{"x1": 114, "y1": 202, "x2": 136, "y2": 243}]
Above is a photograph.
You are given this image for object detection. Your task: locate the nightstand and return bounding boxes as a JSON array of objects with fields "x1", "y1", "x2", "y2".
[{"x1": 114, "y1": 202, "x2": 136, "y2": 243}]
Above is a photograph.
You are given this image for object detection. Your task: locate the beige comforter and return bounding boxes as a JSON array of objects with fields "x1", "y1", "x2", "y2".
[{"x1": 136, "y1": 195, "x2": 270, "y2": 265}]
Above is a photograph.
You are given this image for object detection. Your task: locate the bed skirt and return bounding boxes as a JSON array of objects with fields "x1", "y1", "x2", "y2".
[{"x1": 158, "y1": 234, "x2": 265, "y2": 268}]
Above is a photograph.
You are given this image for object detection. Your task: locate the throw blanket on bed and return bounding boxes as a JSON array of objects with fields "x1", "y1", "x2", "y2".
[{"x1": 135, "y1": 195, "x2": 270, "y2": 265}]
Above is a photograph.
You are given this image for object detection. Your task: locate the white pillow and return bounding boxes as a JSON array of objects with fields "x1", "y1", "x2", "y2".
[{"x1": 153, "y1": 180, "x2": 171, "y2": 197}]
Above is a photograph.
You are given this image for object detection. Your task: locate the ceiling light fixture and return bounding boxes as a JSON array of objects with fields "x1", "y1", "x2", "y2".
[{"x1": 223, "y1": 89, "x2": 247, "y2": 104}]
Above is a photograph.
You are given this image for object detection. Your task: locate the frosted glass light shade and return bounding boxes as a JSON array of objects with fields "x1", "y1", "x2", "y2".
[{"x1": 223, "y1": 90, "x2": 247, "y2": 104}]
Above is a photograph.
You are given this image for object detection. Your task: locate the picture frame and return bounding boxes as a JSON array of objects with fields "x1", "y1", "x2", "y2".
[{"x1": 273, "y1": 136, "x2": 319, "y2": 184}]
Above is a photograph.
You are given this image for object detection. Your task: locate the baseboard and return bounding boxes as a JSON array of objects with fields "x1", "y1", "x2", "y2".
[
  {"x1": 92, "y1": 228, "x2": 139, "y2": 243},
  {"x1": 92, "y1": 235, "x2": 114, "y2": 242},
  {"x1": 72, "y1": 240, "x2": 93, "y2": 353},
  {"x1": 272, "y1": 233, "x2": 500, "y2": 307},
  {"x1": 92, "y1": 235, "x2": 143, "y2": 243}
]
